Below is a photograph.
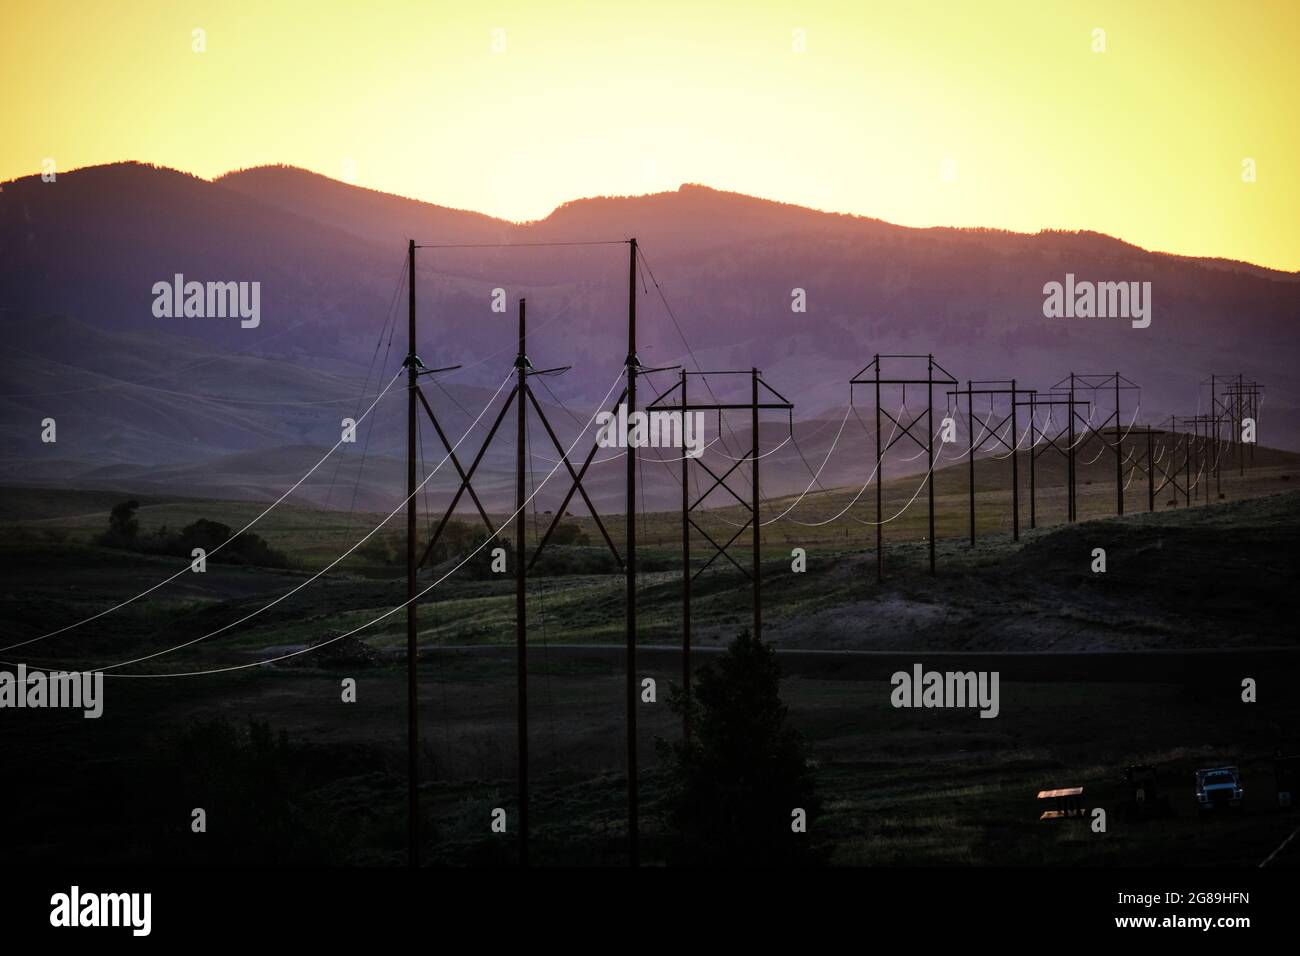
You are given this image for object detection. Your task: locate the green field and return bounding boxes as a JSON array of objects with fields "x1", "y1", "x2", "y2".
[{"x1": 1, "y1": 454, "x2": 1297, "y2": 866}]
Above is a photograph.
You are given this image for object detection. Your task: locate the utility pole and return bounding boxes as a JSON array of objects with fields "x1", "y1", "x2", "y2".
[
  {"x1": 405, "y1": 238, "x2": 420, "y2": 868},
  {"x1": 1219, "y1": 377, "x2": 1263, "y2": 478},
  {"x1": 751, "y1": 367, "x2": 762, "y2": 639},
  {"x1": 1028, "y1": 391, "x2": 1037, "y2": 530},
  {"x1": 398, "y1": 241, "x2": 469, "y2": 868},
  {"x1": 680, "y1": 369, "x2": 691, "y2": 740},
  {"x1": 514, "y1": 297, "x2": 530, "y2": 867},
  {"x1": 1068, "y1": 372, "x2": 1076, "y2": 522},
  {"x1": 1198, "y1": 417, "x2": 1207, "y2": 503},
  {"x1": 966, "y1": 379, "x2": 975, "y2": 547},
  {"x1": 1114, "y1": 373, "x2": 1124, "y2": 516},
  {"x1": 625, "y1": 237, "x2": 639, "y2": 868},
  {"x1": 1249, "y1": 382, "x2": 1258, "y2": 468},
  {"x1": 1146, "y1": 426, "x2": 1155, "y2": 512},
  {"x1": 927, "y1": 355, "x2": 936, "y2": 574},
  {"x1": 1010, "y1": 379, "x2": 1019, "y2": 541},
  {"x1": 874, "y1": 357, "x2": 882, "y2": 584},
  {"x1": 408, "y1": 283, "x2": 619, "y2": 866},
  {"x1": 1211, "y1": 376, "x2": 1222, "y2": 498},
  {"x1": 1237, "y1": 374, "x2": 1244, "y2": 476}
]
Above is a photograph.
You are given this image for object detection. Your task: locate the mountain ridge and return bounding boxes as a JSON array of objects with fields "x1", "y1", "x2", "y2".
[
  {"x1": 2, "y1": 160, "x2": 1296, "y2": 501},
  {"x1": 9, "y1": 161, "x2": 1297, "y2": 278}
]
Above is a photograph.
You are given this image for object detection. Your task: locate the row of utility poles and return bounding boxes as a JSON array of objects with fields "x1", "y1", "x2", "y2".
[{"x1": 400, "y1": 236, "x2": 1262, "y2": 867}]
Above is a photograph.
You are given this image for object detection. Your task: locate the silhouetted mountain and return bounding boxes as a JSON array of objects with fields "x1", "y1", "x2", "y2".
[
  {"x1": 215, "y1": 164, "x2": 510, "y2": 251},
  {"x1": 1, "y1": 161, "x2": 1296, "y2": 510}
]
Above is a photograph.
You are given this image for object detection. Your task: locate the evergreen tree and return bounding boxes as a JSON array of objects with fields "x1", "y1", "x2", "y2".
[{"x1": 659, "y1": 629, "x2": 821, "y2": 865}]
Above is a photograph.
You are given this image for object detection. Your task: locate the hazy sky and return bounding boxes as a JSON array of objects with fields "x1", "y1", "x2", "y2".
[{"x1": 5, "y1": 1, "x2": 1297, "y2": 269}]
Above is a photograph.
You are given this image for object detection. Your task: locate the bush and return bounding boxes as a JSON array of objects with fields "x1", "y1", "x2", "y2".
[
  {"x1": 172, "y1": 519, "x2": 288, "y2": 567},
  {"x1": 94, "y1": 503, "x2": 289, "y2": 568}
]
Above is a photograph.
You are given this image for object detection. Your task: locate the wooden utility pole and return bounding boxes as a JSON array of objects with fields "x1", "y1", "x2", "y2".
[
  {"x1": 1114, "y1": 373, "x2": 1124, "y2": 515},
  {"x1": 966, "y1": 379, "x2": 975, "y2": 547},
  {"x1": 1206, "y1": 377, "x2": 1216, "y2": 502},
  {"x1": 874, "y1": 357, "x2": 882, "y2": 584},
  {"x1": 407, "y1": 277, "x2": 624, "y2": 866},
  {"x1": 1068, "y1": 373, "x2": 1076, "y2": 522},
  {"x1": 926, "y1": 355, "x2": 936, "y2": 574},
  {"x1": 1010, "y1": 379, "x2": 1019, "y2": 541},
  {"x1": 680, "y1": 369, "x2": 691, "y2": 741},
  {"x1": 1147, "y1": 426, "x2": 1155, "y2": 512},
  {"x1": 751, "y1": 368, "x2": 762, "y2": 639},
  {"x1": 405, "y1": 238, "x2": 420, "y2": 867},
  {"x1": 515, "y1": 298, "x2": 530, "y2": 866},
  {"x1": 1029, "y1": 391, "x2": 1037, "y2": 529},
  {"x1": 625, "y1": 237, "x2": 639, "y2": 867}
]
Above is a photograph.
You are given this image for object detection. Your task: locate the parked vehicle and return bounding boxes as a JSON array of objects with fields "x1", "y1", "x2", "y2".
[{"x1": 1195, "y1": 766, "x2": 1244, "y2": 810}]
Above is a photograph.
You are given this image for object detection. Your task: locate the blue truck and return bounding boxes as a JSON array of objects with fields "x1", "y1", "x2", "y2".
[{"x1": 1194, "y1": 766, "x2": 1244, "y2": 811}]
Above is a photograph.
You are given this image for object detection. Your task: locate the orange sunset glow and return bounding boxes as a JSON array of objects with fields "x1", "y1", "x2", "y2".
[{"x1": 3, "y1": 0, "x2": 1298, "y2": 270}]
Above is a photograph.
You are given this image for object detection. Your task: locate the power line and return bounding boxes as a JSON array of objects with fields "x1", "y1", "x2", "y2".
[
  {"x1": 0, "y1": 364, "x2": 407, "y2": 655},
  {"x1": 9, "y1": 370, "x2": 515, "y2": 674},
  {"x1": 415, "y1": 239, "x2": 629, "y2": 249},
  {"x1": 70, "y1": 367, "x2": 625, "y2": 680}
]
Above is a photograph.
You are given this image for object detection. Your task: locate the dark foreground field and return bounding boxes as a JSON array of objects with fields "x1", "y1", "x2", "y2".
[
  {"x1": 0, "y1": 483, "x2": 1297, "y2": 866},
  {"x1": 2, "y1": 644, "x2": 1297, "y2": 867}
]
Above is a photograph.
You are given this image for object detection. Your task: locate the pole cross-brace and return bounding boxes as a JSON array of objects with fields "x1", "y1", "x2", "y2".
[
  {"x1": 416, "y1": 388, "x2": 625, "y2": 576},
  {"x1": 688, "y1": 515, "x2": 753, "y2": 581},
  {"x1": 526, "y1": 387, "x2": 628, "y2": 572},
  {"x1": 1150, "y1": 417, "x2": 1190, "y2": 502},
  {"x1": 523, "y1": 386, "x2": 622, "y2": 566},
  {"x1": 414, "y1": 386, "x2": 496, "y2": 538},
  {"x1": 880, "y1": 405, "x2": 933, "y2": 456},
  {"x1": 690, "y1": 455, "x2": 751, "y2": 512},
  {"x1": 417, "y1": 385, "x2": 518, "y2": 569}
]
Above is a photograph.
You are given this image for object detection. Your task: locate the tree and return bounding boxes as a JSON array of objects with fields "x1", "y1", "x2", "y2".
[
  {"x1": 658, "y1": 629, "x2": 821, "y2": 865},
  {"x1": 97, "y1": 499, "x2": 140, "y2": 547}
]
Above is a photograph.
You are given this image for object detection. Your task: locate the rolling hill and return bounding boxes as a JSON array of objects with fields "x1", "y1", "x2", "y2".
[{"x1": 1, "y1": 161, "x2": 1296, "y2": 511}]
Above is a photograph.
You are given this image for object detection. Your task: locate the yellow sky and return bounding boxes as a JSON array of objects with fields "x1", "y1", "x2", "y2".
[{"x1": 4, "y1": 0, "x2": 1297, "y2": 270}]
